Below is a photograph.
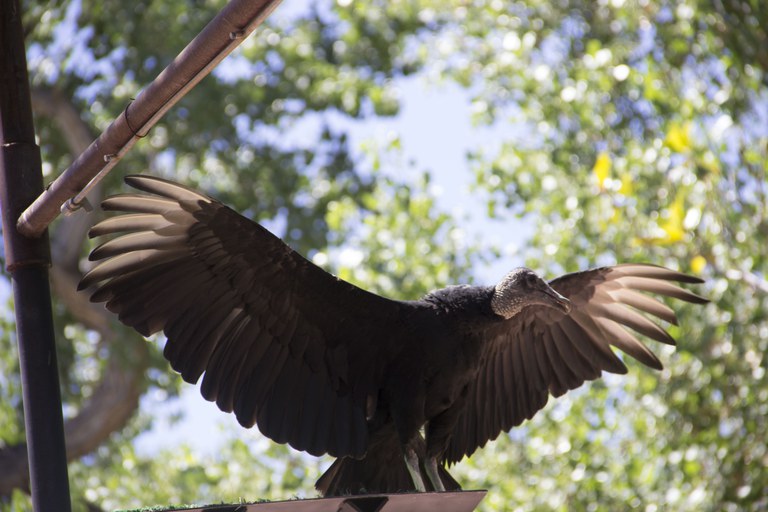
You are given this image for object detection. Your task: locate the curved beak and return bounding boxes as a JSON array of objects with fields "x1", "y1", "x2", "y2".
[{"x1": 545, "y1": 288, "x2": 572, "y2": 314}]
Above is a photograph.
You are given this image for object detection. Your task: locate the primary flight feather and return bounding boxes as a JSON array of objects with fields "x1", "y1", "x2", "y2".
[{"x1": 80, "y1": 175, "x2": 708, "y2": 495}]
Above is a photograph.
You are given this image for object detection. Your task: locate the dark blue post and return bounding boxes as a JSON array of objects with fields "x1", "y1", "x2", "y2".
[{"x1": 0, "y1": 0, "x2": 73, "y2": 509}]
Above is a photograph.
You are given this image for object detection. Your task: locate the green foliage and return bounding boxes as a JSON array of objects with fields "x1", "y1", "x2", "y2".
[
  {"x1": 324, "y1": 170, "x2": 478, "y2": 299},
  {"x1": 0, "y1": 302, "x2": 24, "y2": 449},
  {"x1": 417, "y1": 1, "x2": 767, "y2": 510},
  {"x1": 66, "y1": 429, "x2": 321, "y2": 511},
  {"x1": 2, "y1": 0, "x2": 766, "y2": 511}
]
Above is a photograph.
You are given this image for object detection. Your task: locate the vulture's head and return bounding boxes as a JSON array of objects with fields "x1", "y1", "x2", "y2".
[{"x1": 491, "y1": 268, "x2": 572, "y2": 319}]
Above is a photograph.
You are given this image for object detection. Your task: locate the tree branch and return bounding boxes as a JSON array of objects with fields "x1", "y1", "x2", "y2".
[{"x1": 727, "y1": 268, "x2": 768, "y2": 294}]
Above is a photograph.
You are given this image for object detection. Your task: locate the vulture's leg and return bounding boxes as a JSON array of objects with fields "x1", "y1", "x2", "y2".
[
  {"x1": 404, "y1": 445, "x2": 426, "y2": 492},
  {"x1": 389, "y1": 381, "x2": 428, "y2": 491},
  {"x1": 424, "y1": 391, "x2": 468, "y2": 491},
  {"x1": 424, "y1": 456, "x2": 446, "y2": 492}
]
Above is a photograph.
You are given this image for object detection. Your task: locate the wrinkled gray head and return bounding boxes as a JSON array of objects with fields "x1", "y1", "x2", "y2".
[{"x1": 491, "y1": 268, "x2": 572, "y2": 319}]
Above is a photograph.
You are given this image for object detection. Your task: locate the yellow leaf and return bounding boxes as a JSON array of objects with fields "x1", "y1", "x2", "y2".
[
  {"x1": 619, "y1": 173, "x2": 634, "y2": 196},
  {"x1": 691, "y1": 255, "x2": 707, "y2": 274},
  {"x1": 659, "y1": 192, "x2": 685, "y2": 243},
  {"x1": 665, "y1": 121, "x2": 692, "y2": 153},
  {"x1": 593, "y1": 151, "x2": 611, "y2": 189}
]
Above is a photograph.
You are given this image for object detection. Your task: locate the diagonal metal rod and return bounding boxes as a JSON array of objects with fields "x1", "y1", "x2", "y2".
[
  {"x1": 0, "y1": 0, "x2": 72, "y2": 509},
  {"x1": 16, "y1": 0, "x2": 283, "y2": 238}
]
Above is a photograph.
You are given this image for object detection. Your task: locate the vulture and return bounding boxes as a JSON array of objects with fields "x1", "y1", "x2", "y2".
[{"x1": 79, "y1": 175, "x2": 708, "y2": 495}]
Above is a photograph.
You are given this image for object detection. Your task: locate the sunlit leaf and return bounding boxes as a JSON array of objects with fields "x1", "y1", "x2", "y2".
[
  {"x1": 665, "y1": 122, "x2": 693, "y2": 153},
  {"x1": 691, "y1": 255, "x2": 707, "y2": 274},
  {"x1": 659, "y1": 192, "x2": 687, "y2": 244},
  {"x1": 619, "y1": 173, "x2": 634, "y2": 197},
  {"x1": 593, "y1": 151, "x2": 612, "y2": 190}
]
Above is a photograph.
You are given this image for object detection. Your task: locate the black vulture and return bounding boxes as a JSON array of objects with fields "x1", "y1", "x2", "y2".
[{"x1": 79, "y1": 175, "x2": 708, "y2": 495}]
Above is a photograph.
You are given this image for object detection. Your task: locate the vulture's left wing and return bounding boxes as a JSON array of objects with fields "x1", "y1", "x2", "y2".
[
  {"x1": 443, "y1": 264, "x2": 707, "y2": 464},
  {"x1": 80, "y1": 175, "x2": 410, "y2": 458}
]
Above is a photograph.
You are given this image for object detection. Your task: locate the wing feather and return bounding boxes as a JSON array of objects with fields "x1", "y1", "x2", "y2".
[
  {"x1": 174, "y1": 284, "x2": 240, "y2": 382},
  {"x1": 592, "y1": 316, "x2": 663, "y2": 370},
  {"x1": 611, "y1": 263, "x2": 704, "y2": 283},
  {"x1": 90, "y1": 231, "x2": 189, "y2": 260},
  {"x1": 261, "y1": 355, "x2": 303, "y2": 445},
  {"x1": 123, "y1": 174, "x2": 209, "y2": 201},
  {"x1": 121, "y1": 263, "x2": 212, "y2": 336},
  {"x1": 206, "y1": 312, "x2": 252, "y2": 412},
  {"x1": 542, "y1": 328, "x2": 574, "y2": 396},
  {"x1": 88, "y1": 213, "x2": 175, "y2": 237},
  {"x1": 444, "y1": 263, "x2": 706, "y2": 464},
  {"x1": 614, "y1": 276, "x2": 708, "y2": 303},
  {"x1": 80, "y1": 248, "x2": 187, "y2": 289},
  {"x1": 500, "y1": 345, "x2": 517, "y2": 429},
  {"x1": 511, "y1": 334, "x2": 531, "y2": 423},
  {"x1": 550, "y1": 321, "x2": 601, "y2": 381},
  {"x1": 558, "y1": 315, "x2": 628, "y2": 374},
  {"x1": 606, "y1": 288, "x2": 678, "y2": 325},
  {"x1": 519, "y1": 327, "x2": 545, "y2": 391},
  {"x1": 589, "y1": 302, "x2": 676, "y2": 345},
  {"x1": 298, "y1": 371, "x2": 330, "y2": 454},
  {"x1": 311, "y1": 384, "x2": 337, "y2": 455},
  {"x1": 532, "y1": 329, "x2": 553, "y2": 384},
  {"x1": 101, "y1": 194, "x2": 181, "y2": 214},
  {"x1": 82, "y1": 175, "x2": 412, "y2": 458},
  {"x1": 332, "y1": 393, "x2": 354, "y2": 456}
]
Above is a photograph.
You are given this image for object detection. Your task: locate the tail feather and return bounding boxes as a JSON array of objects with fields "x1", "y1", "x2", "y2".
[{"x1": 316, "y1": 427, "x2": 461, "y2": 496}]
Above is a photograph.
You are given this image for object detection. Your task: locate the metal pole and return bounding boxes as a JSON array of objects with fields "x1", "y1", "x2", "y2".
[
  {"x1": 0, "y1": 0, "x2": 72, "y2": 509},
  {"x1": 16, "y1": 0, "x2": 283, "y2": 238}
]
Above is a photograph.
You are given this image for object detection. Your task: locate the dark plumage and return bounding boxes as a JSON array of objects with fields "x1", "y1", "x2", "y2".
[{"x1": 79, "y1": 175, "x2": 708, "y2": 495}]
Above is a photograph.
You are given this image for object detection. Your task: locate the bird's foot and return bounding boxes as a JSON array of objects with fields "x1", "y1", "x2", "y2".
[
  {"x1": 404, "y1": 447, "x2": 427, "y2": 492},
  {"x1": 424, "y1": 455, "x2": 446, "y2": 492}
]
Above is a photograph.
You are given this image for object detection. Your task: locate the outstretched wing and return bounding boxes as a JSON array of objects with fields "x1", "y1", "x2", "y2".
[
  {"x1": 80, "y1": 175, "x2": 409, "y2": 458},
  {"x1": 444, "y1": 264, "x2": 707, "y2": 464}
]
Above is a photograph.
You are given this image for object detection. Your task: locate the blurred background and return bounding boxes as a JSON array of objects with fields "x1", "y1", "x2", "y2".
[{"x1": 1, "y1": 0, "x2": 766, "y2": 510}]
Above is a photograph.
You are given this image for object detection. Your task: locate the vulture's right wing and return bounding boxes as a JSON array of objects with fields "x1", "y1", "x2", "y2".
[
  {"x1": 444, "y1": 264, "x2": 708, "y2": 464},
  {"x1": 80, "y1": 175, "x2": 409, "y2": 458}
]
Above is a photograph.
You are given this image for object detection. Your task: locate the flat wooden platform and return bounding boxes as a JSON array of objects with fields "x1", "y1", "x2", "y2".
[{"x1": 154, "y1": 491, "x2": 486, "y2": 512}]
